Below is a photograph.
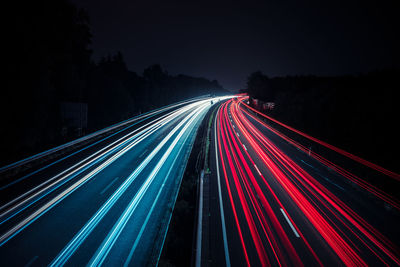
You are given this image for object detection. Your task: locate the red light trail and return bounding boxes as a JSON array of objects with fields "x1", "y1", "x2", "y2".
[
  {"x1": 213, "y1": 97, "x2": 400, "y2": 266},
  {"x1": 240, "y1": 99, "x2": 400, "y2": 181}
]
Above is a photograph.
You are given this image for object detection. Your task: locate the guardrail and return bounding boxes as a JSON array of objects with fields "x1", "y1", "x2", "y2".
[{"x1": 0, "y1": 95, "x2": 211, "y2": 174}]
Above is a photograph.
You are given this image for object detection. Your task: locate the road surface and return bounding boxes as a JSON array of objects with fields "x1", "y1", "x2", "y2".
[
  {"x1": 0, "y1": 96, "x2": 226, "y2": 266},
  {"x1": 198, "y1": 97, "x2": 400, "y2": 266}
]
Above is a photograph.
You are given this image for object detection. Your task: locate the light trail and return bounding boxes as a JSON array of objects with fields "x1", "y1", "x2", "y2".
[
  {"x1": 234, "y1": 98, "x2": 400, "y2": 265},
  {"x1": 219, "y1": 101, "x2": 302, "y2": 266},
  {"x1": 212, "y1": 97, "x2": 399, "y2": 266},
  {"x1": 0, "y1": 96, "x2": 233, "y2": 267},
  {"x1": 88, "y1": 103, "x2": 210, "y2": 266},
  {"x1": 0, "y1": 96, "x2": 209, "y2": 174},
  {"x1": 213, "y1": 105, "x2": 231, "y2": 267},
  {"x1": 0, "y1": 108, "x2": 175, "y2": 246},
  {"x1": 239, "y1": 105, "x2": 400, "y2": 210},
  {"x1": 234, "y1": 104, "x2": 400, "y2": 263},
  {"x1": 49, "y1": 102, "x2": 211, "y2": 266},
  {"x1": 2, "y1": 95, "x2": 398, "y2": 266},
  {"x1": 0, "y1": 102, "x2": 200, "y2": 231},
  {"x1": 216, "y1": 107, "x2": 251, "y2": 267},
  {"x1": 0, "y1": 106, "x2": 185, "y2": 223},
  {"x1": 240, "y1": 99, "x2": 400, "y2": 180}
]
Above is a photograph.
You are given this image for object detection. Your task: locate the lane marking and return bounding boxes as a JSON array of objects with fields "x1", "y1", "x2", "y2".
[
  {"x1": 50, "y1": 104, "x2": 207, "y2": 266},
  {"x1": 322, "y1": 177, "x2": 346, "y2": 191},
  {"x1": 280, "y1": 208, "x2": 300, "y2": 238},
  {"x1": 0, "y1": 97, "x2": 206, "y2": 173},
  {"x1": 214, "y1": 108, "x2": 231, "y2": 267},
  {"x1": 254, "y1": 164, "x2": 262, "y2": 176},
  {"x1": 0, "y1": 115, "x2": 169, "y2": 246},
  {"x1": 25, "y1": 256, "x2": 38, "y2": 267},
  {"x1": 236, "y1": 132, "x2": 240, "y2": 137},
  {"x1": 124, "y1": 113, "x2": 200, "y2": 266},
  {"x1": 0, "y1": 111, "x2": 176, "y2": 243},
  {"x1": 100, "y1": 177, "x2": 119, "y2": 195},
  {"x1": 301, "y1": 160, "x2": 346, "y2": 191},
  {"x1": 300, "y1": 160, "x2": 317, "y2": 170},
  {"x1": 242, "y1": 144, "x2": 247, "y2": 151},
  {"x1": 139, "y1": 149, "x2": 148, "y2": 158},
  {"x1": 88, "y1": 103, "x2": 211, "y2": 266},
  {"x1": 195, "y1": 170, "x2": 204, "y2": 267},
  {"x1": 0, "y1": 106, "x2": 190, "y2": 224}
]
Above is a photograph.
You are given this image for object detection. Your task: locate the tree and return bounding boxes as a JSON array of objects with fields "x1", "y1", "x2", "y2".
[{"x1": 246, "y1": 71, "x2": 275, "y2": 101}]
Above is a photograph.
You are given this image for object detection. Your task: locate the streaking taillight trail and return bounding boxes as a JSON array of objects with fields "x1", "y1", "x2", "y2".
[
  {"x1": 240, "y1": 99, "x2": 400, "y2": 181},
  {"x1": 214, "y1": 96, "x2": 399, "y2": 266}
]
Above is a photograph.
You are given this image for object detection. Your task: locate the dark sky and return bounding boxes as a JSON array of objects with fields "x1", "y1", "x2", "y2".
[{"x1": 71, "y1": 0, "x2": 398, "y2": 90}]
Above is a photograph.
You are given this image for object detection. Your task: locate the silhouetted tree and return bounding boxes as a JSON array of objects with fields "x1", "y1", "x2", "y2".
[
  {"x1": 1, "y1": 0, "x2": 228, "y2": 166},
  {"x1": 2, "y1": 0, "x2": 92, "y2": 165},
  {"x1": 247, "y1": 71, "x2": 275, "y2": 101},
  {"x1": 244, "y1": 69, "x2": 399, "y2": 173}
]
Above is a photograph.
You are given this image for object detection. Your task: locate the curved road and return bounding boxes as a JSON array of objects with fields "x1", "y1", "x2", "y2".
[
  {"x1": 199, "y1": 97, "x2": 400, "y2": 266},
  {"x1": 0, "y1": 97, "x2": 226, "y2": 266}
]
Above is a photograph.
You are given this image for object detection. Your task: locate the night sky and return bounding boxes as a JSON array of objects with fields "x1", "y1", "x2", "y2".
[{"x1": 71, "y1": 0, "x2": 398, "y2": 91}]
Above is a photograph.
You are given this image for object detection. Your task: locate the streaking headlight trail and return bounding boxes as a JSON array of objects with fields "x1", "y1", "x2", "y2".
[{"x1": 0, "y1": 96, "x2": 232, "y2": 266}]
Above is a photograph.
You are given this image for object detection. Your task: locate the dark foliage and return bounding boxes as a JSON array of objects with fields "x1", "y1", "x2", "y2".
[
  {"x1": 1, "y1": 0, "x2": 226, "y2": 166},
  {"x1": 245, "y1": 69, "x2": 399, "y2": 173}
]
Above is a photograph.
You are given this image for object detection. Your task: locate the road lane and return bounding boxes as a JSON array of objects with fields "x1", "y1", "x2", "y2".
[
  {"x1": 204, "y1": 97, "x2": 400, "y2": 266},
  {"x1": 0, "y1": 97, "x2": 207, "y2": 206},
  {"x1": 0, "y1": 96, "x2": 228, "y2": 266}
]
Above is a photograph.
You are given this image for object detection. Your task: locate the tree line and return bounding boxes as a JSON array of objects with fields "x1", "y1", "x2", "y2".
[
  {"x1": 1, "y1": 0, "x2": 226, "y2": 166},
  {"x1": 245, "y1": 69, "x2": 399, "y2": 173}
]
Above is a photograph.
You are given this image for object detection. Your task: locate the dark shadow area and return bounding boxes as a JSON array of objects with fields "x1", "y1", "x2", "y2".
[
  {"x1": 244, "y1": 69, "x2": 399, "y2": 174},
  {"x1": 2, "y1": 0, "x2": 227, "y2": 167}
]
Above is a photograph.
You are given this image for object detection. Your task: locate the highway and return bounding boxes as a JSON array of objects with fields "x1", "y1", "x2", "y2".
[
  {"x1": 0, "y1": 96, "x2": 226, "y2": 266},
  {"x1": 199, "y1": 97, "x2": 400, "y2": 266}
]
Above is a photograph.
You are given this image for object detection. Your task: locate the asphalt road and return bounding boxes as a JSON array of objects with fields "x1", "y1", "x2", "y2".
[
  {"x1": 200, "y1": 97, "x2": 400, "y2": 266},
  {"x1": 0, "y1": 97, "x2": 223, "y2": 266}
]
